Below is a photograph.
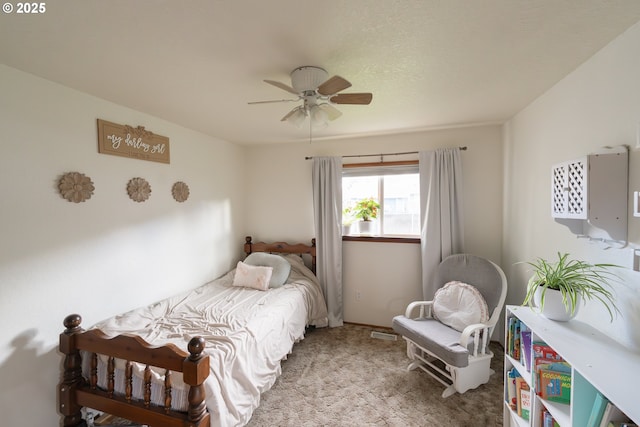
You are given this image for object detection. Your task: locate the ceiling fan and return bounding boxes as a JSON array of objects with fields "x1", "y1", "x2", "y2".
[{"x1": 249, "y1": 66, "x2": 373, "y2": 128}]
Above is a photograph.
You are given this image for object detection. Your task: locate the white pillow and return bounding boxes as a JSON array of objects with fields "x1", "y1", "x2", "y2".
[
  {"x1": 432, "y1": 281, "x2": 489, "y2": 332},
  {"x1": 244, "y1": 252, "x2": 291, "y2": 288},
  {"x1": 232, "y1": 261, "x2": 273, "y2": 291}
]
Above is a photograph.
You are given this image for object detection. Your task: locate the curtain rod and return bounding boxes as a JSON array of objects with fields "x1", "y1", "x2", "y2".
[{"x1": 304, "y1": 146, "x2": 467, "y2": 160}]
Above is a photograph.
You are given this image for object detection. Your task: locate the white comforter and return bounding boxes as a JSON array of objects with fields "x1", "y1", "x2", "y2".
[{"x1": 91, "y1": 254, "x2": 328, "y2": 427}]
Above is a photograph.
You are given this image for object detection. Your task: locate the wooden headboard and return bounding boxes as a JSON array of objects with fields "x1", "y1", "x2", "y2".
[{"x1": 244, "y1": 236, "x2": 317, "y2": 274}]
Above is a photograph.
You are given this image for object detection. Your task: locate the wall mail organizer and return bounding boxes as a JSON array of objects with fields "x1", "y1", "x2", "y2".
[
  {"x1": 58, "y1": 172, "x2": 95, "y2": 203},
  {"x1": 97, "y1": 119, "x2": 170, "y2": 164},
  {"x1": 551, "y1": 146, "x2": 628, "y2": 244}
]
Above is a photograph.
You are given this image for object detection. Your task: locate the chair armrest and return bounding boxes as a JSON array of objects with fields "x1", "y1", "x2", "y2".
[
  {"x1": 405, "y1": 301, "x2": 434, "y2": 319},
  {"x1": 459, "y1": 322, "x2": 491, "y2": 357}
]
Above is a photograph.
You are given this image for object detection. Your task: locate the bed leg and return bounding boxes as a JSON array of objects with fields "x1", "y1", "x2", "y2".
[
  {"x1": 58, "y1": 314, "x2": 85, "y2": 427},
  {"x1": 184, "y1": 337, "x2": 210, "y2": 425}
]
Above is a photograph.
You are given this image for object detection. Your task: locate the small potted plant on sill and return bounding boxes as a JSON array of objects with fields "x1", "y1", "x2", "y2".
[
  {"x1": 342, "y1": 207, "x2": 355, "y2": 235},
  {"x1": 522, "y1": 252, "x2": 620, "y2": 321},
  {"x1": 352, "y1": 197, "x2": 380, "y2": 235}
]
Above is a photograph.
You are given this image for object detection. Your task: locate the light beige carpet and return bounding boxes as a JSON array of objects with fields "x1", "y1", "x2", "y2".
[{"x1": 247, "y1": 323, "x2": 504, "y2": 427}]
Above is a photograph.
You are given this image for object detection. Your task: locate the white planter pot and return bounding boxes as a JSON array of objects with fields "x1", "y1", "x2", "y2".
[
  {"x1": 533, "y1": 286, "x2": 581, "y2": 321},
  {"x1": 358, "y1": 220, "x2": 373, "y2": 235}
]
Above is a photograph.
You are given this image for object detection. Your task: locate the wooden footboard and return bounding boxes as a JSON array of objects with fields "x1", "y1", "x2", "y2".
[{"x1": 58, "y1": 314, "x2": 211, "y2": 427}]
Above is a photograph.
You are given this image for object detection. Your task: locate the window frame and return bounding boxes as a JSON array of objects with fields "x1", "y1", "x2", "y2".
[{"x1": 342, "y1": 160, "x2": 421, "y2": 243}]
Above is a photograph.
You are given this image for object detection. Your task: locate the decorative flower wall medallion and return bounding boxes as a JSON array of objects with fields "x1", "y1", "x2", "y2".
[
  {"x1": 127, "y1": 177, "x2": 151, "y2": 202},
  {"x1": 58, "y1": 172, "x2": 95, "y2": 203},
  {"x1": 172, "y1": 181, "x2": 189, "y2": 202}
]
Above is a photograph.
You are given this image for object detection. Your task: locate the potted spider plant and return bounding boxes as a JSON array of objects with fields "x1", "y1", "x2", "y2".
[
  {"x1": 522, "y1": 252, "x2": 620, "y2": 321},
  {"x1": 352, "y1": 197, "x2": 380, "y2": 235}
]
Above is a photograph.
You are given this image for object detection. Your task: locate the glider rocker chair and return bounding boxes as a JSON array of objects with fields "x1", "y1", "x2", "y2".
[{"x1": 392, "y1": 254, "x2": 507, "y2": 398}]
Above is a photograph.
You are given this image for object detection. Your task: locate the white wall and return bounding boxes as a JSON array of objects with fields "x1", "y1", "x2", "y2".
[
  {"x1": 0, "y1": 65, "x2": 246, "y2": 425},
  {"x1": 502, "y1": 21, "x2": 640, "y2": 350},
  {"x1": 244, "y1": 125, "x2": 504, "y2": 327}
]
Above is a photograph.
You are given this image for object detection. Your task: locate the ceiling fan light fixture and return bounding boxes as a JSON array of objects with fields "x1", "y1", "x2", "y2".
[
  {"x1": 285, "y1": 106, "x2": 307, "y2": 127},
  {"x1": 318, "y1": 103, "x2": 342, "y2": 121},
  {"x1": 310, "y1": 105, "x2": 329, "y2": 128}
]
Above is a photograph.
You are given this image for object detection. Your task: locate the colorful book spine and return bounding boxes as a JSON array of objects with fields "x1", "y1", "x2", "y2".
[
  {"x1": 521, "y1": 329, "x2": 532, "y2": 371},
  {"x1": 507, "y1": 367, "x2": 519, "y2": 411},
  {"x1": 541, "y1": 408, "x2": 561, "y2": 427},
  {"x1": 507, "y1": 317, "x2": 515, "y2": 357},
  {"x1": 513, "y1": 319, "x2": 521, "y2": 361},
  {"x1": 520, "y1": 384, "x2": 531, "y2": 421}
]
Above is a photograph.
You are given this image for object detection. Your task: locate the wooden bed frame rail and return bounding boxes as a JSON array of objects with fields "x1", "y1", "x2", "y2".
[
  {"x1": 58, "y1": 237, "x2": 317, "y2": 427},
  {"x1": 244, "y1": 235, "x2": 317, "y2": 274},
  {"x1": 58, "y1": 314, "x2": 210, "y2": 427}
]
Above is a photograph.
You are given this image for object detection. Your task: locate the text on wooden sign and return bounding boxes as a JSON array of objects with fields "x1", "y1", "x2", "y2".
[{"x1": 97, "y1": 119, "x2": 170, "y2": 164}]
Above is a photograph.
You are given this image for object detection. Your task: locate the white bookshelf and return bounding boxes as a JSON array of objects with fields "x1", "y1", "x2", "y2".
[{"x1": 503, "y1": 305, "x2": 640, "y2": 427}]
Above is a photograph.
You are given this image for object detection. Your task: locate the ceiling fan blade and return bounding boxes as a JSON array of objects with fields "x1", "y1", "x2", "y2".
[
  {"x1": 280, "y1": 107, "x2": 298, "y2": 122},
  {"x1": 264, "y1": 79, "x2": 299, "y2": 95},
  {"x1": 317, "y1": 75, "x2": 352, "y2": 95},
  {"x1": 280, "y1": 108, "x2": 298, "y2": 121},
  {"x1": 330, "y1": 93, "x2": 373, "y2": 105},
  {"x1": 319, "y1": 103, "x2": 342, "y2": 121},
  {"x1": 248, "y1": 98, "x2": 298, "y2": 105}
]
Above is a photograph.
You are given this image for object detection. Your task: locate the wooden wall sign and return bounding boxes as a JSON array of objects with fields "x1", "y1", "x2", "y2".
[{"x1": 97, "y1": 119, "x2": 170, "y2": 164}]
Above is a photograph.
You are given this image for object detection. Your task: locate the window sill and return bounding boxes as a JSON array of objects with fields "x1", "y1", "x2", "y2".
[{"x1": 342, "y1": 236, "x2": 420, "y2": 244}]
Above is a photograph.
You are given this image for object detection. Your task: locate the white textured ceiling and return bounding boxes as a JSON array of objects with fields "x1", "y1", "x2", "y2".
[{"x1": 2, "y1": 0, "x2": 640, "y2": 145}]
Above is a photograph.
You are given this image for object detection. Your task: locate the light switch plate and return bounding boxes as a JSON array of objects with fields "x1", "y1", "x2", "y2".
[{"x1": 635, "y1": 191, "x2": 640, "y2": 217}]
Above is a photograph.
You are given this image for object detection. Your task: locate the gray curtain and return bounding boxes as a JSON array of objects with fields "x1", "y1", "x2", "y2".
[
  {"x1": 312, "y1": 157, "x2": 343, "y2": 327},
  {"x1": 419, "y1": 148, "x2": 464, "y2": 299}
]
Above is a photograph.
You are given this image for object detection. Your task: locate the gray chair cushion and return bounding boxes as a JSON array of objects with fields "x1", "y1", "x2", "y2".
[
  {"x1": 392, "y1": 315, "x2": 469, "y2": 367},
  {"x1": 434, "y1": 254, "x2": 503, "y2": 314}
]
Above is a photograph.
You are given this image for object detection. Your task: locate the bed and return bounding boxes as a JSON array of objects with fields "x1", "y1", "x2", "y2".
[{"x1": 58, "y1": 236, "x2": 328, "y2": 427}]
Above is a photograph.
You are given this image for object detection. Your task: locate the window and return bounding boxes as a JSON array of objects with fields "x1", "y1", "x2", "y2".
[{"x1": 342, "y1": 163, "x2": 420, "y2": 238}]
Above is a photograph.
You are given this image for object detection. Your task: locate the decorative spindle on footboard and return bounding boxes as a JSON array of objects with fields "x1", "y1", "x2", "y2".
[
  {"x1": 59, "y1": 314, "x2": 84, "y2": 426},
  {"x1": 58, "y1": 314, "x2": 211, "y2": 427}
]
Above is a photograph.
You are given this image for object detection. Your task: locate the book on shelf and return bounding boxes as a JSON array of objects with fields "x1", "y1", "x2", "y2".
[
  {"x1": 532, "y1": 341, "x2": 563, "y2": 362},
  {"x1": 541, "y1": 408, "x2": 561, "y2": 427},
  {"x1": 513, "y1": 319, "x2": 521, "y2": 361},
  {"x1": 507, "y1": 367, "x2": 519, "y2": 411},
  {"x1": 521, "y1": 329, "x2": 532, "y2": 371},
  {"x1": 515, "y1": 377, "x2": 526, "y2": 416},
  {"x1": 538, "y1": 366, "x2": 571, "y2": 404},
  {"x1": 520, "y1": 382, "x2": 531, "y2": 421},
  {"x1": 506, "y1": 367, "x2": 532, "y2": 420},
  {"x1": 587, "y1": 392, "x2": 610, "y2": 427},
  {"x1": 507, "y1": 317, "x2": 531, "y2": 369},
  {"x1": 531, "y1": 341, "x2": 571, "y2": 403},
  {"x1": 507, "y1": 317, "x2": 515, "y2": 357},
  {"x1": 599, "y1": 401, "x2": 632, "y2": 427}
]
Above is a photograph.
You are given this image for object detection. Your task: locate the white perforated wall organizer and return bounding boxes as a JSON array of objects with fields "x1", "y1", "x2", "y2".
[
  {"x1": 552, "y1": 158, "x2": 587, "y2": 219},
  {"x1": 551, "y1": 148, "x2": 628, "y2": 243}
]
